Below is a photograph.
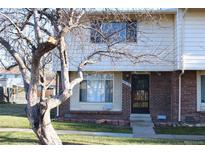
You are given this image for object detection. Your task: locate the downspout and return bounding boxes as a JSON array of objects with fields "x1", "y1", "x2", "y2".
[
  {"x1": 178, "y1": 69, "x2": 184, "y2": 122},
  {"x1": 178, "y1": 8, "x2": 187, "y2": 122},
  {"x1": 56, "y1": 73, "x2": 60, "y2": 117},
  {"x1": 57, "y1": 106, "x2": 59, "y2": 117}
]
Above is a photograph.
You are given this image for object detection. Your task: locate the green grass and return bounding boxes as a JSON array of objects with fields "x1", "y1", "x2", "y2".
[
  {"x1": 52, "y1": 120, "x2": 131, "y2": 133},
  {"x1": 155, "y1": 126, "x2": 205, "y2": 135},
  {"x1": 0, "y1": 116, "x2": 30, "y2": 128},
  {"x1": 0, "y1": 132, "x2": 38, "y2": 145},
  {"x1": 0, "y1": 103, "x2": 132, "y2": 133},
  {"x1": 0, "y1": 131, "x2": 205, "y2": 145}
]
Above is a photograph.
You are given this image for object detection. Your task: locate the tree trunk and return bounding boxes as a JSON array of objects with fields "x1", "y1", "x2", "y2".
[
  {"x1": 24, "y1": 51, "x2": 62, "y2": 145},
  {"x1": 26, "y1": 101, "x2": 62, "y2": 145}
]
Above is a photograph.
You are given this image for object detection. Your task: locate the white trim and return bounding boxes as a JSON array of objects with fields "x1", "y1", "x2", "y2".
[
  {"x1": 122, "y1": 80, "x2": 131, "y2": 88},
  {"x1": 131, "y1": 71, "x2": 151, "y2": 75},
  {"x1": 197, "y1": 71, "x2": 205, "y2": 112}
]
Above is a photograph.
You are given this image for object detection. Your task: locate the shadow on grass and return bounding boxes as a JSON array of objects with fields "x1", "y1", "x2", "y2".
[
  {"x1": 0, "y1": 132, "x2": 38, "y2": 145},
  {"x1": 0, "y1": 137, "x2": 38, "y2": 144},
  {"x1": 62, "y1": 142, "x2": 85, "y2": 145},
  {"x1": 0, "y1": 103, "x2": 27, "y2": 117}
]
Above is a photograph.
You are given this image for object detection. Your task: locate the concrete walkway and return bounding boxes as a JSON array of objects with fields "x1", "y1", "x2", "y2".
[
  {"x1": 1, "y1": 128, "x2": 205, "y2": 141},
  {"x1": 137, "y1": 134, "x2": 205, "y2": 140},
  {"x1": 0, "y1": 128, "x2": 132, "y2": 138},
  {"x1": 132, "y1": 121, "x2": 156, "y2": 138},
  {"x1": 131, "y1": 122, "x2": 205, "y2": 141}
]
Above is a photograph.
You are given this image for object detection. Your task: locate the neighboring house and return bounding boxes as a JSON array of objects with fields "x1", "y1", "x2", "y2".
[
  {"x1": 37, "y1": 77, "x2": 56, "y2": 98},
  {"x1": 53, "y1": 8, "x2": 205, "y2": 126},
  {"x1": 0, "y1": 67, "x2": 56, "y2": 103},
  {"x1": 0, "y1": 68, "x2": 24, "y2": 103}
]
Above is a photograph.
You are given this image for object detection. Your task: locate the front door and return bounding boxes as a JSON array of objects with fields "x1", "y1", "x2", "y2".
[{"x1": 131, "y1": 74, "x2": 149, "y2": 114}]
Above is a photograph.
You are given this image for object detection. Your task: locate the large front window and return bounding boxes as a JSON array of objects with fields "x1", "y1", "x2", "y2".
[{"x1": 80, "y1": 73, "x2": 113, "y2": 103}]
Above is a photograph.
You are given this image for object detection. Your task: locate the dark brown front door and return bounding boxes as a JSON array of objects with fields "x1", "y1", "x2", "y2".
[{"x1": 131, "y1": 74, "x2": 149, "y2": 114}]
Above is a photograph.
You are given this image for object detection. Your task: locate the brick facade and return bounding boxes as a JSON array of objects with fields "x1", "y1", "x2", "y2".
[
  {"x1": 150, "y1": 71, "x2": 205, "y2": 124},
  {"x1": 180, "y1": 71, "x2": 205, "y2": 123},
  {"x1": 170, "y1": 71, "x2": 180, "y2": 122},
  {"x1": 57, "y1": 71, "x2": 205, "y2": 126},
  {"x1": 150, "y1": 72, "x2": 172, "y2": 123}
]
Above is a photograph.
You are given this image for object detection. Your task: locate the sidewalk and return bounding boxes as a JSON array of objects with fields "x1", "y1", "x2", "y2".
[
  {"x1": 134, "y1": 134, "x2": 205, "y2": 140},
  {"x1": 131, "y1": 121, "x2": 205, "y2": 141},
  {"x1": 0, "y1": 128, "x2": 133, "y2": 138},
  {"x1": 1, "y1": 128, "x2": 205, "y2": 141}
]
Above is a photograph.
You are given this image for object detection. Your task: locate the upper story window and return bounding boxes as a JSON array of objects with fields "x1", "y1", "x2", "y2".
[{"x1": 90, "y1": 21, "x2": 137, "y2": 43}]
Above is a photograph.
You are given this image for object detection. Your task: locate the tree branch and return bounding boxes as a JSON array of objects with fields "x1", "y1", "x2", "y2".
[
  {"x1": 0, "y1": 12, "x2": 36, "y2": 50},
  {"x1": 69, "y1": 60, "x2": 94, "y2": 90},
  {"x1": 33, "y1": 9, "x2": 42, "y2": 44},
  {"x1": 0, "y1": 37, "x2": 30, "y2": 98}
]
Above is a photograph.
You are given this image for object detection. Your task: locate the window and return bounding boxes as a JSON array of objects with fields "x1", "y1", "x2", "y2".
[
  {"x1": 201, "y1": 75, "x2": 205, "y2": 103},
  {"x1": 197, "y1": 72, "x2": 205, "y2": 111},
  {"x1": 90, "y1": 21, "x2": 137, "y2": 43},
  {"x1": 80, "y1": 73, "x2": 113, "y2": 103},
  {"x1": 126, "y1": 22, "x2": 137, "y2": 42}
]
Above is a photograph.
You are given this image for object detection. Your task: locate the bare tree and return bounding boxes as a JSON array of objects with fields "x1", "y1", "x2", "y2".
[{"x1": 0, "y1": 8, "x2": 173, "y2": 144}]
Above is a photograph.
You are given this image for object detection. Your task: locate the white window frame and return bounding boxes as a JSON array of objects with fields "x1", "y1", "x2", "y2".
[
  {"x1": 197, "y1": 71, "x2": 205, "y2": 111},
  {"x1": 79, "y1": 73, "x2": 114, "y2": 104}
]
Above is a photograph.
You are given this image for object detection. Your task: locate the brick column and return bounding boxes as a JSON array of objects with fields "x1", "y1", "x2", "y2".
[
  {"x1": 122, "y1": 82, "x2": 131, "y2": 119},
  {"x1": 122, "y1": 72, "x2": 132, "y2": 120},
  {"x1": 170, "y1": 71, "x2": 180, "y2": 122},
  {"x1": 150, "y1": 72, "x2": 172, "y2": 123}
]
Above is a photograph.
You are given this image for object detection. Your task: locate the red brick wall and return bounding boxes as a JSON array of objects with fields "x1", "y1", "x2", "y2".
[
  {"x1": 150, "y1": 71, "x2": 205, "y2": 124},
  {"x1": 57, "y1": 71, "x2": 205, "y2": 125},
  {"x1": 181, "y1": 71, "x2": 205, "y2": 123},
  {"x1": 170, "y1": 71, "x2": 180, "y2": 122},
  {"x1": 150, "y1": 72, "x2": 172, "y2": 122}
]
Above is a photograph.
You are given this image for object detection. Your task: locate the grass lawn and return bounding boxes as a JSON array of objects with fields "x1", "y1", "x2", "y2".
[
  {"x1": 155, "y1": 126, "x2": 205, "y2": 135},
  {"x1": 0, "y1": 131, "x2": 205, "y2": 145},
  {"x1": 0, "y1": 103, "x2": 132, "y2": 133}
]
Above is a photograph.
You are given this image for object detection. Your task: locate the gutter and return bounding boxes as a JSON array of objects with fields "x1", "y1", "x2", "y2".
[{"x1": 178, "y1": 8, "x2": 187, "y2": 122}]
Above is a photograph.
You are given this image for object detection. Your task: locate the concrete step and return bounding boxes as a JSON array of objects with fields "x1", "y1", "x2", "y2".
[
  {"x1": 130, "y1": 114, "x2": 152, "y2": 122},
  {"x1": 130, "y1": 114, "x2": 153, "y2": 127}
]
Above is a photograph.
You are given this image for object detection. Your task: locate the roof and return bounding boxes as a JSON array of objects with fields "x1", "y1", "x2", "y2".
[
  {"x1": 88, "y1": 8, "x2": 177, "y2": 14},
  {"x1": 0, "y1": 67, "x2": 21, "y2": 75}
]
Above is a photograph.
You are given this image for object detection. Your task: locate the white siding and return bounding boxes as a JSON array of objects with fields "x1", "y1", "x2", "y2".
[
  {"x1": 53, "y1": 14, "x2": 175, "y2": 72},
  {"x1": 183, "y1": 9, "x2": 205, "y2": 70}
]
